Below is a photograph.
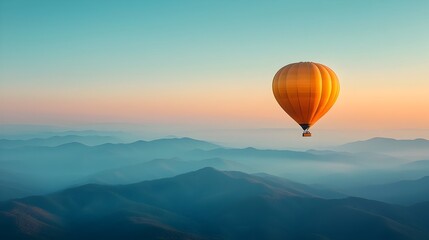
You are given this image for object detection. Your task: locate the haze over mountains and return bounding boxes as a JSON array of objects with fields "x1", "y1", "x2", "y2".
[
  {"x1": 1, "y1": 133, "x2": 428, "y2": 239},
  {"x1": 0, "y1": 135, "x2": 121, "y2": 148},
  {"x1": 334, "y1": 137, "x2": 429, "y2": 160},
  {"x1": 85, "y1": 157, "x2": 251, "y2": 185},
  {"x1": 0, "y1": 135, "x2": 428, "y2": 200},
  {"x1": 345, "y1": 176, "x2": 429, "y2": 205}
]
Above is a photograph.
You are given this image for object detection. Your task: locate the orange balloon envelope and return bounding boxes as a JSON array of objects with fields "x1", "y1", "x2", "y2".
[{"x1": 272, "y1": 62, "x2": 340, "y2": 137}]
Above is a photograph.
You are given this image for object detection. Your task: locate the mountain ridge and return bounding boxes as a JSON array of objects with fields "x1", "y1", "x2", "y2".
[
  {"x1": 346, "y1": 176, "x2": 429, "y2": 205},
  {"x1": 2, "y1": 168, "x2": 429, "y2": 240}
]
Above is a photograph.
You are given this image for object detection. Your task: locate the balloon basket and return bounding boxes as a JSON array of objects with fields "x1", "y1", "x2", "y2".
[{"x1": 302, "y1": 132, "x2": 312, "y2": 137}]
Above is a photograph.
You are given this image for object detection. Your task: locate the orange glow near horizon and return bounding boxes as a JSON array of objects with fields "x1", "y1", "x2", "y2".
[
  {"x1": 1, "y1": 74, "x2": 428, "y2": 131},
  {"x1": 1, "y1": 0, "x2": 429, "y2": 138}
]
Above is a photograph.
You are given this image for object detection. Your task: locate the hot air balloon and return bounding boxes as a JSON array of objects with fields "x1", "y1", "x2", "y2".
[{"x1": 272, "y1": 62, "x2": 340, "y2": 137}]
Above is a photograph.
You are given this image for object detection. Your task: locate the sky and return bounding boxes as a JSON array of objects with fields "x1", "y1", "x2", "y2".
[{"x1": 1, "y1": 0, "x2": 428, "y2": 146}]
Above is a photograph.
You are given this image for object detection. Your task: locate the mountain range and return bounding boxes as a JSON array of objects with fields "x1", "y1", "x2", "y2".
[
  {"x1": 1, "y1": 136, "x2": 428, "y2": 201},
  {"x1": 334, "y1": 137, "x2": 429, "y2": 159},
  {"x1": 85, "y1": 157, "x2": 251, "y2": 185},
  {"x1": 0, "y1": 135, "x2": 120, "y2": 148},
  {"x1": 346, "y1": 175, "x2": 429, "y2": 205},
  {"x1": 1, "y1": 168, "x2": 429, "y2": 240}
]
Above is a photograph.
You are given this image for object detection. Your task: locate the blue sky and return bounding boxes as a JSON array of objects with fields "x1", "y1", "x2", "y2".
[
  {"x1": 1, "y1": 0, "x2": 428, "y2": 144},
  {"x1": 2, "y1": 0, "x2": 427, "y2": 86}
]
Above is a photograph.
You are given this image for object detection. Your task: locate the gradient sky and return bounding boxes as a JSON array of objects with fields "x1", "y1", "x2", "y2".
[{"x1": 1, "y1": 0, "x2": 428, "y2": 141}]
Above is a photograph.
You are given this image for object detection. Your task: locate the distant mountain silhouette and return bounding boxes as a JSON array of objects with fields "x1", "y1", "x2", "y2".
[
  {"x1": 336, "y1": 137, "x2": 429, "y2": 151},
  {"x1": 186, "y1": 146, "x2": 399, "y2": 165},
  {"x1": 0, "y1": 135, "x2": 120, "y2": 148},
  {"x1": 346, "y1": 176, "x2": 429, "y2": 205},
  {"x1": 404, "y1": 159, "x2": 429, "y2": 169},
  {"x1": 3, "y1": 136, "x2": 427, "y2": 201},
  {"x1": 334, "y1": 137, "x2": 429, "y2": 159},
  {"x1": 86, "y1": 157, "x2": 252, "y2": 184},
  {"x1": 0, "y1": 137, "x2": 221, "y2": 200},
  {"x1": 252, "y1": 172, "x2": 346, "y2": 199},
  {"x1": 1, "y1": 168, "x2": 429, "y2": 240},
  {"x1": 1, "y1": 137, "x2": 220, "y2": 169},
  {"x1": 186, "y1": 147, "x2": 315, "y2": 160}
]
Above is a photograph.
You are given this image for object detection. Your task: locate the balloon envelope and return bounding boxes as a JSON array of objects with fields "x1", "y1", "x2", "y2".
[{"x1": 272, "y1": 62, "x2": 340, "y2": 134}]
